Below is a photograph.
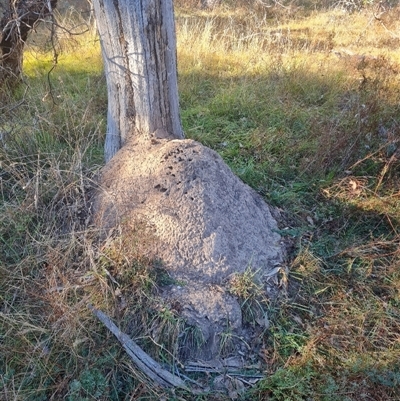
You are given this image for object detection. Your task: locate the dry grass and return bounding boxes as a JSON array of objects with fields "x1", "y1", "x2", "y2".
[{"x1": 1, "y1": 2, "x2": 400, "y2": 400}]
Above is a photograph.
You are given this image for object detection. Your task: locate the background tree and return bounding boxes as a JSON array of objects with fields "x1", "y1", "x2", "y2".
[{"x1": 0, "y1": 0, "x2": 56, "y2": 87}]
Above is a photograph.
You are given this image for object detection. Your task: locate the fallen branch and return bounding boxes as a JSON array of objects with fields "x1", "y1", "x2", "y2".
[{"x1": 88, "y1": 304, "x2": 189, "y2": 390}]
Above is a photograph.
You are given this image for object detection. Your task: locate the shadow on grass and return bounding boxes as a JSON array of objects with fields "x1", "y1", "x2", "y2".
[{"x1": 177, "y1": 47, "x2": 400, "y2": 400}]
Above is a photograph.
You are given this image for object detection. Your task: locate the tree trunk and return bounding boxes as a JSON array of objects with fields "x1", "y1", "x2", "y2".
[
  {"x1": 92, "y1": 0, "x2": 184, "y2": 162},
  {"x1": 0, "y1": 0, "x2": 57, "y2": 88}
]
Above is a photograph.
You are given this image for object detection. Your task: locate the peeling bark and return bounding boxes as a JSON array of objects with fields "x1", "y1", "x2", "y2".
[
  {"x1": 0, "y1": 0, "x2": 57, "y2": 88},
  {"x1": 92, "y1": 0, "x2": 184, "y2": 162}
]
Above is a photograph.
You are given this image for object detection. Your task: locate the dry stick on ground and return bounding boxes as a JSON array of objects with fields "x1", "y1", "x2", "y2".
[{"x1": 88, "y1": 304, "x2": 189, "y2": 390}]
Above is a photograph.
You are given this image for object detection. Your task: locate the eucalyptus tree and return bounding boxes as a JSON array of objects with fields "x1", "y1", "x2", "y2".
[{"x1": 92, "y1": 0, "x2": 184, "y2": 162}]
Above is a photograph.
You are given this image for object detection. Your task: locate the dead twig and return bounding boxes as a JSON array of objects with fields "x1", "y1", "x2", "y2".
[{"x1": 88, "y1": 304, "x2": 189, "y2": 390}]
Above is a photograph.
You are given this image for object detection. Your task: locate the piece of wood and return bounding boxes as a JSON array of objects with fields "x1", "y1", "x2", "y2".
[
  {"x1": 88, "y1": 304, "x2": 188, "y2": 390},
  {"x1": 91, "y1": 0, "x2": 184, "y2": 162}
]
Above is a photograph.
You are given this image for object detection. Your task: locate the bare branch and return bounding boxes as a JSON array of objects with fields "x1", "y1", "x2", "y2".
[{"x1": 88, "y1": 304, "x2": 189, "y2": 390}]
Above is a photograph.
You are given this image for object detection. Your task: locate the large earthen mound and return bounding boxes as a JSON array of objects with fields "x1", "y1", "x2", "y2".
[{"x1": 94, "y1": 137, "x2": 284, "y2": 359}]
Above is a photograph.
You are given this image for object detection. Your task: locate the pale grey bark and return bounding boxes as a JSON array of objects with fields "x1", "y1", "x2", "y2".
[{"x1": 92, "y1": 0, "x2": 184, "y2": 162}]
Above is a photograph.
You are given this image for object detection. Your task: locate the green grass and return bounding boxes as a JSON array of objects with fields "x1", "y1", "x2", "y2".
[{"x1": 1, "y1": 2, "x2": 400, "y2": 400}]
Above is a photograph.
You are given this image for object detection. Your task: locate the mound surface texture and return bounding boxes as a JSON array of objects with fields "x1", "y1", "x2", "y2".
[{"x1": 94, "y1": 138, "x2": 283, "y2": 359}]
